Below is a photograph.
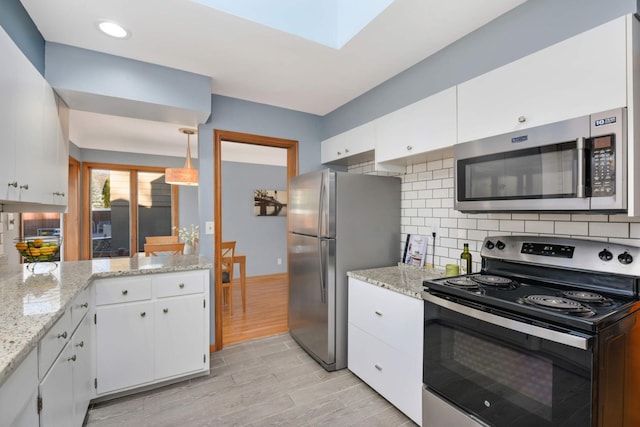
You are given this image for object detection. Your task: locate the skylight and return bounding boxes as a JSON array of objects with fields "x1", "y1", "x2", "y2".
[{"x1": 191, "y1": 0, "x2": 394, "y2": 49}]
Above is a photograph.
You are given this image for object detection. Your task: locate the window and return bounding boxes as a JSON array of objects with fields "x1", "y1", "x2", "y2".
[{"x1": 82, "y1": 163, "x2": 178, "y2": 259}]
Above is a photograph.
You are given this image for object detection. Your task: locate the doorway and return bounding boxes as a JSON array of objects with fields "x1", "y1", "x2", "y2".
[{"x1": 213, "y1": 130, "x2": 298, "y2": 350}]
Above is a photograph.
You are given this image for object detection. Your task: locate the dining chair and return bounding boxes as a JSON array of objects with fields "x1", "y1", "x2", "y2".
[
  {"x1": 145, "y1": 235, "x2": 179, "y2": 244},
  {"x1": 144, "y1": 242, "x2": 185, "y2": 256},
  {"x1": 220, "y1": 241, "x2": 236, "y2": 314}
]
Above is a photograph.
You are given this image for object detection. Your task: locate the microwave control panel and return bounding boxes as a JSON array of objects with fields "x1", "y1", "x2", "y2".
[{"x1": 590, "y1": 134, "x2": 615, "y2": 197}]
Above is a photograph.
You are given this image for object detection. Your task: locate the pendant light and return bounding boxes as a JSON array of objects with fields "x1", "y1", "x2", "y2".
[{"x1": 165, "y1": 128, "x2": 199, "y2": 186}]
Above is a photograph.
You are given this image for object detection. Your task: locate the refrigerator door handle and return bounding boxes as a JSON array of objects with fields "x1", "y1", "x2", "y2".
[
  {"x1": 318, "y1": 238, "x2": 327, "y2": 304},
  {"x1": 318, "y1": 172, "x2": 326, "y2": 237}
]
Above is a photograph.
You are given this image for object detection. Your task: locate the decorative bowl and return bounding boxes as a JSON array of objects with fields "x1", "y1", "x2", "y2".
[{"x1": 15, "y1": 236, "x2": 62, "y2": 264}]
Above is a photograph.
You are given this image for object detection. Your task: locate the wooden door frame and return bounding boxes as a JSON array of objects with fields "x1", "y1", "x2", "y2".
[
  {"x1": 213, "y1": 130, "x2": 298, "y2": 351},
  {"x1": 63, "y1": 156, "x2": 81, "y2": 261}
]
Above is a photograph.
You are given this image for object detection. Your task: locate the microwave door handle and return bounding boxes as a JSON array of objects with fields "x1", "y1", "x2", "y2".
[{"x1": 576, "y1": 137, "x2": 586, "y2": 198}]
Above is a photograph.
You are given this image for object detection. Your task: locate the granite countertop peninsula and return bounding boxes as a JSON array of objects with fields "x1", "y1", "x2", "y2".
[
  {"x1": 348, "y1": 263, "x2": 445, "y2": 299},
  {"x1": 0, "y1": 254, "x2": 212, "y2": 387}
]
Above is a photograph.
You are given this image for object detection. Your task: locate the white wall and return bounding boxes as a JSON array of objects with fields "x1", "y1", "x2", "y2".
[{"x1": 349, "y1": 159, "x2": 640, "y2": 272}]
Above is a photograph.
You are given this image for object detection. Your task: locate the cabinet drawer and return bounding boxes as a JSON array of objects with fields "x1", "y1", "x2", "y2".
[
  {"x1": 95, "y1": 276, "x2": 152, "y2": 306},
  {"x1": 348, "y1": 278, "x2": 422, "y2": 355},
  {"x1": 70, "y1": 286, "x2": 91, "y2": 330},
  {"x1": 39, "y1": 309, "x2": 72, "y2": 380},
  {"x1": 348, "y1": 325, "x2": 422, "y2": 425},
  {"x1": 153, "y1": 270, "x2": 205, "y2": 298}
]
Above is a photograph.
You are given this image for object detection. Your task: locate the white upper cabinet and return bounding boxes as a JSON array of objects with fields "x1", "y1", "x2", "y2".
[
  {"x1": 375, "y1": 86, "x2": 457, "y2": 163},
  {"x1": 0, "y1": 26, "x2": 68, "y2": 210},
  {"x1": 321, "y1": 121, "x2": 375, "y2": 166},
  {"x1": 457, "y1": 16, "x2": 628, "y2": 143}
]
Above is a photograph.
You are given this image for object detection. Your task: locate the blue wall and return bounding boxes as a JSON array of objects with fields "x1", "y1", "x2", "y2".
[
  {"x1": 221, "y1": 161, "x2": 287, "y2": 277},
  {"x1": 197, "y1": 94, "x2": 323, "y2": 268},
  {"x1": 0, "y1": 0, "x2": 44, "y2": 74}
]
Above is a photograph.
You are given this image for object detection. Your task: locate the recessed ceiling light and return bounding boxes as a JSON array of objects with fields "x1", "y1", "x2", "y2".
[{"x1": 97, "y1": 21, "x2": 130, "y2": 39}]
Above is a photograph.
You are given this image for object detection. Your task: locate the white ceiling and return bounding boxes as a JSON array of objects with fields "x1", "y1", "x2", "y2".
[{"x1": 21, "y1": 0, "x2": 526, "y2": 158}]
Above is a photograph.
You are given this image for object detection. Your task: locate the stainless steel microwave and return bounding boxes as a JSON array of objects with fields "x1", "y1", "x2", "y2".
[{"x1": 454, "y1": 108, "x2": 627, "y2": 213}]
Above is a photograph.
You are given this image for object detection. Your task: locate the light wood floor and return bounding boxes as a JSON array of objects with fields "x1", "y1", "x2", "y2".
[
  {"x1": 86, "y1": 333, "x2": 415, "y2": 426},
  {"x1": 222, "y1": 273, "x2": 289, "y2": 346}
]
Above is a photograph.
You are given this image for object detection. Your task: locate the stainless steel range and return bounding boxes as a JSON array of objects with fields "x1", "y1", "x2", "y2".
[{"x1": 422, "y1": 236, "x2": 640, "y2": 427}]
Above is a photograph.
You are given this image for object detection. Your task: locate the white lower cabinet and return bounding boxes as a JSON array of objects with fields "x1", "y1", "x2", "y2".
[
  {"x1": 0, "y1": 349, "x2": 38, "y2": 427},
  {"x1": 39, "y1": 285, "x2": 94, "y2": 427},
  {"x1": 348, "y1": 278, "x2": 423, "y2": 425},
  {"x1": 94, "y1": 270, "x2": 210, "y2": 398}
]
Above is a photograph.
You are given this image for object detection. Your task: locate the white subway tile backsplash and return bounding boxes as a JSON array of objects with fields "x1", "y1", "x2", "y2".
[
  {"x1": 477, "y1": 219, "x2": 500, "y2": 231},
  {"x1": 500, "y1": 220, "x2": 525, "y2": 232},
  {"x1": 427, "y1": 160, "x2": 443, "y2": 171},
  {"x1": 539, "y1": 214, "x2": 572, "y2": 221},
  {"x1": 557, "y1": 221, "x2": 588, "y2": 236},
  {"x1": 588, "y1": 222, "x2": 628, "y2": 238},
  {"x1": 350, "y1": 157, "x2": 640, "y2": 269},
  {"x1": 525, "y1": 221, "x2": 554, "y2": 234},
  {"x1": 433, "y1": 169, "x2": 449, "y2": 179},
  {"x1": 432, "y1": 189, "x2": 449, "y2": 199},
  {"x1": 512, "y1": 213, "x2": 539, "y2": 220}
]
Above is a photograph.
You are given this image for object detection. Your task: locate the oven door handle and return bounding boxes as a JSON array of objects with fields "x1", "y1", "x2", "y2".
[{"x1": 422, "y1": 292, "x2": 592, "y2": 350}]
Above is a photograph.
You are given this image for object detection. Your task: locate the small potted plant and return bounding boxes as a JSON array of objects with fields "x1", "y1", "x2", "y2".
[{"x1": 174, "y1": 224, "x2": 199, "y2": 255}]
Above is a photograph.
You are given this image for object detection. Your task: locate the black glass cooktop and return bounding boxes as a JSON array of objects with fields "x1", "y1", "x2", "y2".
[{"x1": 424, "y1": 273, "x2": 638, "y2": 333}]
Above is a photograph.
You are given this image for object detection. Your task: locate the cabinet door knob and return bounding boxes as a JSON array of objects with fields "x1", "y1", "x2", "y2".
[
  {"x1": 374, "y1": 364, "x2": 383, "y2": 371},
  {"x1": 179, "y1": 283, "x2": 185, "y2": 289},
  {"x1": 122, "y1": 289, "x2": 128, "y2": 295},
  {"x1": 406, "y1": 145, "x2": 412, "y2": 151},
  {"x1": 374, "y1": 311, "x2": 383, "y2": 316},
  {"x1": 19, "y1": 184, "x2": 29, "y2": 190},
  {"x1": 163, "y1": 308, "x2": 169, "y2": 313},
  {"x1": 68, "y1": 355, "x2": 77, "y2": 362},
  {"x1": 518, "y1": 115, "x2": 526, "y2": 123},
  {"x1": 7, "y1": 181, "x2": 17, "y2": 188},
  {"x1": 57, "y1": 331, "x2": 67, "y2": 339},
  {"x1": 344, "y1": 148, "x2": 349, "y2": 153},
  {"x1": 337, "y1": 151, "x2": 342, "y2": 156},
  {"x1": 140, "y1": 312, "x2": 146, "y2": 317},
  {"x1": 80, "y1": 302, "x2": 89, "y2": 308},
  {"x1": 76, "y1": 341, "x2": 84, "y2": 348}
]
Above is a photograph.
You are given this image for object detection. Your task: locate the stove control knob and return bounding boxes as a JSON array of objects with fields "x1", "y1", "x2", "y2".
[
  {"x1": 496, "y1": 240, "x2": 506, "y2": 250},
  {"x1": 485, "y1": 240, "x2": 495, "y2": 250},
  {"x1": 618, "y1": 251, "x2": 633, "y2": 265},
  {"x1": 598, "y1": 249, "x2": 613, "y2": 261}
]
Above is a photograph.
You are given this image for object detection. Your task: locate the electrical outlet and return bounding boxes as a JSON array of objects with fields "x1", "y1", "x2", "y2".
[
  {"x1": 205, "y1": 221, "x2": 214, "y2": 235},
  {"x1": 277, "y1": 258, "x2": 282, "y2": 265}
]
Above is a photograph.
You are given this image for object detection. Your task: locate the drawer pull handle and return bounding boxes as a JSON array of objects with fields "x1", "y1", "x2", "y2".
[
  {"x1": 80, "y1": 302, "x2": 89, "y2": 308},
  {"x1": 179, "y1": 283, "x2": 185, "y2": 289},
  {"x1": 374, "y1": 364, "x2": 383, "y2": 371},
  {"x1": 374, "y1": 311, "x2": 383, "y2": 316},
  {"x1": 53, "y1": 191, "x2": 65, "y2": 196},
  {"x1": 57, "y1": 331, "x2": 67, "y2": 339},
  {"x1": 68, "y1": 355, "x2": 77, "y2": 362},
  {"x1": 76, "y1": 341, "x2": 84, "y2": 348},
  {"x1": 140, "y1": 312, "x2": 146, "y2": 317},
  {"x1": 8, "y1": 181, "x2": 17, "y2": 188},
  {"x1": 122, "y1": 289, "x2": 128, "y2": 295},
  {"x1": 20, "y1": 184, "x2": 29, "y2": 190},
  {"x1": 163, "y1": 308, "x2": 169, "y2": 313}
]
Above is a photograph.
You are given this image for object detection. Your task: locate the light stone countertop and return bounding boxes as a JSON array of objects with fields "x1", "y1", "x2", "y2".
[
  {"x1": 347, "y1": 263, "x2": 445, "y2": 299},
  {"x1": 0, "y1": 254, "x2": 212, "y2": 387}
]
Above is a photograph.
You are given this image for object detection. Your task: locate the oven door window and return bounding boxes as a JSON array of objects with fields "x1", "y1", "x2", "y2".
[
  {"x1": 423, "y1": 302, "x2": 592, "y2": 426},
  {"x1": 457, "y1": 141, "x2": 578, "y2": 201}
]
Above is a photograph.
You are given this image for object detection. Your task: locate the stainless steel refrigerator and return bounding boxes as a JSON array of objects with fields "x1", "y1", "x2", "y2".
[{"x1": 288, "y1": 169, "x2": 400, "y2": 371}]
